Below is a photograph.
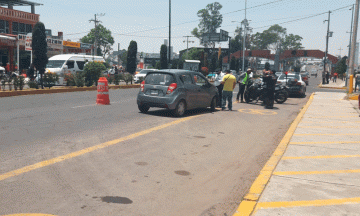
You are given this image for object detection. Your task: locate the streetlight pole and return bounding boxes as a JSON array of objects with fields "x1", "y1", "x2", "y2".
[
  {"x1": 323, "y1": 11, "x2": 331, "y2": 84},
  {"x1": 346, "y1": 4, "x2": 355, "y2": 87},
  {"x1": 168, "y1": 0, "x2": 171, "y2": 67}
]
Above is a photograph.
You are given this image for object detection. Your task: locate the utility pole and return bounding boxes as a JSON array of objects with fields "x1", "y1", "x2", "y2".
[
  {"x1": 346, "y1": 4, "x2": 355, "y2": 87},
  {"x1": 323, "y1": 11, "x2": 331, "y2": 84},
  {"x1": 348, "y1": 0, "x2": 360, "y2": 92},
  {"x1": 242, "y1": 0, "x2": 248, "y2": 73},
  {"x1": 183, "y1": 36, "x2": 195, "y2": 59},
  {"x1": 168, "y1": 0, "x2": 171, "y2": 67},
  {"x1": 89, "y1": 13, "x2": 105, "y2": 57},
  {"x1": 338, "y1": 47, "x2": 343, "y2": 57},
  {"x1": 228, "y1": 36, "x2": 231, "y2": 70},
  {"x1": 118, "y1": 43, "x2": 120, "y2": 65}
]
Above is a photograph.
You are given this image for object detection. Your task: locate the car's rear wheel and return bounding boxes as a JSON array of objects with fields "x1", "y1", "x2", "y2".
[
  {"x1": 210, "y1": 96, "x2": 217, "y2": 112},
  {"x1": 173, "y1": 100, "x2": 186, "y2": 117},
  {"x1": 138, "y1": 104, "x2": 150, "y2": 113}
]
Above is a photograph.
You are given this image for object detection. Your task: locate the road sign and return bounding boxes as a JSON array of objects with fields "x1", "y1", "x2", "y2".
[
  {"x1": 220, "y1": 29, "x2": 229, "y2": 41},
  {"x1": 25, "y1": 33, "x2": 32, "y2": 51}
]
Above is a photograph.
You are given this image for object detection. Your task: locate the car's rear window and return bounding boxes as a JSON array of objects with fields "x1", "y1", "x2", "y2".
[
  {"x1": 278, "y1": 74, "x2": 300, "y2": 80},
  {"x1": 145, "y1": 73, "x2": 176, "y2": 86}
]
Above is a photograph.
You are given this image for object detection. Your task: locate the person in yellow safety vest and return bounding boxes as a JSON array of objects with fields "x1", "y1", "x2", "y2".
[{"x1": 237, "y1": 68, "x2": 252, "y2": 103}]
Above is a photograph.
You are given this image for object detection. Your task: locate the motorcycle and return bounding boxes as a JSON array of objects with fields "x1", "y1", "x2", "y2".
[{"x1": 244, "y1": 78, "x2": 288, "y2": 105}]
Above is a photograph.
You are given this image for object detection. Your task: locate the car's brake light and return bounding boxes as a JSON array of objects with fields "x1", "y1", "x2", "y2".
[
  {"x1": 166, "y1": 83, "x2": 177, "y2": 94},
  {"x1": 140, "y1": 81, "x2": 145, "y2": 92}
]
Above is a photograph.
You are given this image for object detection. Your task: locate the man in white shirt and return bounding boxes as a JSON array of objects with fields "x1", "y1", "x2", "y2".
[{"x1": 214, "y1": 69, "x2": 225, "y2": 107}]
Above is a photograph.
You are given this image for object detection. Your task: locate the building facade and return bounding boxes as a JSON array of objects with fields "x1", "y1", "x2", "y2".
[{"x1": 0, "y1": 1, "x2": 40, "y2": 71}]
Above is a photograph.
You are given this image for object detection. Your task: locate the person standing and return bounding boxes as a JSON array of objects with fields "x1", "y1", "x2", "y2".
[
  {"x1": 221, "y1": 70, "x2": 237, "y2": 111},
  {"x1": 326, "y1": 71, "x2": 330, "y2": 84},
  {"x1": 214, "y1": 69, "x2": 225, "y2": 107},
  {"x1": 263, "y1": 69, "x2": 276, "y2": 109},
  {"x1": 237, "y1": 68, "x2": 252, "y2": 103},
  {"x1": 354, "y1": 74, "x2": 360, "y2": 92}
]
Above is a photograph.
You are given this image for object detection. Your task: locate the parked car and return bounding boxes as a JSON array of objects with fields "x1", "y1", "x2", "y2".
[
  {"x1": 137, "y1": 69, "x2": 218, "y2": 117},
  {"x1": 275, "y1": 72, "x2": 283, "y2": 78},
  {"x1": 300, "y1": 72, "x2": 309, "y2": 85},
  {"x1": 134, "y1": 69, "x2": 157, "y2": 83},
  {"x1": 277, "y1": 73, "x2": 306, "y2": 97}
]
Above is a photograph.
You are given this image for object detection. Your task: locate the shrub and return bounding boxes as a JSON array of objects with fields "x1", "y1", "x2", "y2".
[
  {"x1": 13, "y1": 76, "x2": 19, "y2": 90},
  {"x1": 64, "y1": 73, "x2": 75, "y2": 86},
  {"x1": 107, "y1": 75, "x2": 114, "y2": 84},
  {"x1": 114, "y1": 74, "x2": 121, "y2": 85},
  {"x1": 7, "y1": 76, "x2": 13, "y2": 91},
  {"x1": 1, "y1": 78, "x2": 6, "y2": 91},
  {"x1": 43, "y1": 72, "x2": 59, "y2": 89},
  {"x1": 123, "y1": 73, "x2": 133, "y2": 85},
  {"x1": 74, "y1": 72, "x2": 85, "y2": 87},
  {"x1": 84, "y1": 61, "x2": 106, "y2": 87},
  {"x1": 28, "y1": 80, "x2": 39, "y2": 89},
  {"x1": 18, "y1": 76, "x2": 25, "y2": 90}
]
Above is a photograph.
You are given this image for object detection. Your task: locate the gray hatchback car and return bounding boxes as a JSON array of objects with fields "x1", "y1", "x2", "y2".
[{"x1": 137, "y1": 69, "x2": 218, "y2": 117}]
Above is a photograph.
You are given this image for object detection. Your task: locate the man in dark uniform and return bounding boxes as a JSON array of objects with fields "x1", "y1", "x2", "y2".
[{"x1": 263, "y1": 69, "x2": 276, "y2": 109}]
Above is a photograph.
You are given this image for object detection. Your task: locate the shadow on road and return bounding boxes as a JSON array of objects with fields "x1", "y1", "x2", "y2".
[{"x1": 140, "y1": 108, "x2": 219, "y2": 118}]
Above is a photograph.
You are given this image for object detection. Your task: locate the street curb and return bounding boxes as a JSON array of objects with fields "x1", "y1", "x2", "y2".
[
  {"x1": 0, "y1": 84, "x2": 140, "y2": 98},
  {"x1": 232, "y1": 93, "x2": 315, "y2": 216}
]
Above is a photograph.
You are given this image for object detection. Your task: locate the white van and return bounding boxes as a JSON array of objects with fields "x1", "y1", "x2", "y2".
[{"x1": 44, "y1": 54, "x2": 105, "y2": 85}]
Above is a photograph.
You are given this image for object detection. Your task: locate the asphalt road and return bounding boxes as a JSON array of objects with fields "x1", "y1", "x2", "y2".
[{"x1": 0, "y1": 70, "x2": 345, "y2": 216}]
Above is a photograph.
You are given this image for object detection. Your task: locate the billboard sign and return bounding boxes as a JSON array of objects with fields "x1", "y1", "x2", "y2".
[
  {"x1": 25, "y1": 33, "x2": 32, "y2": 51},
  {"x1": 63, "y1": 41, "x2": 80, "y2": 48}
]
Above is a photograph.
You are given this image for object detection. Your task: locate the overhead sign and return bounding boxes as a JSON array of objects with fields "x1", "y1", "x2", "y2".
[
  {"x1": 25, "y1": 33, "x2": 32, "y2": 51},
  {"x1": 63, "y1": 41, "x2": 80, "y2": 48},
  {"x1": 220, "y1": 29, "x2": 229, "y2": 41},
  {"x1": 81, "y1": 43, "x2": 92, "y2": 49}
]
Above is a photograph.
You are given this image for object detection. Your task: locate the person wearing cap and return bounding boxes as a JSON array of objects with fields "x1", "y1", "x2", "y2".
[
  {"x1": 237, "y1": 68, "x2": 252, "y2": 103},
  {"x1": 221, "y1": 70, "x2": 237, "y2": 111},
  {"x1": 214, "y1": 69, "x2": 225, "y2": 107}
]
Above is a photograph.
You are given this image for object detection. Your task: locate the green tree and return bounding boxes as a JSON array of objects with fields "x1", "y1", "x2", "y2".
[
  {"x1": 120, "y1": 50, "x2": 127, "y2": 67},
  {"x1": 192, "y1": 2, "x2": 223, "y2": 48},
  {"x1": 80, "y1": 24, "x2": 115, "y2": 58},
  {"x1": 160, "y1": 44, "x2": 168, "y2": 69},
  {"x1": 126, "y1": 40, "x2": 137, "y2": 79},
  {"x1": 155, "y1": 61, "x2": 161, "y2": 69},
  {"x1": 217, "y1": 56, "x2": 223, "y2": 70},
  {"x1": 335, "y1": 56, "x2": 348, "y2": 76},
  {"x1": 282, "y1": 34, "x2": 304, "y2": 50},
  {"x1": 230, "y1": 56, "x2": 236, "y2": 70},
  {"x1": 32, "y1": 22, "x2": 48, "y2": 89},
  {"x1": 182, "y1": 48, "x2": 203, "y2": 61}
]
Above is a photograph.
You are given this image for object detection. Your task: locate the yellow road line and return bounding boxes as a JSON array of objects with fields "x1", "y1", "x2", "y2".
[
  {"x1": 298, "y1": 126, "x2": 360, "y2": 128},
  {"x1": 232, "y1": 93, "x2": 315, "y2": 216},
  {"x1": 290, "y1": 141, "x2": 360, "y2": 145},
  {"x1": 282, "y1": 155, "x2": 360, "y2": 160},
  {"x1": 273, "y1": 169, "x2": 360, "y2": 176},
  {"x1": 255, "y1": 197, "x2": 360, "y2": 210},
  {"x1": 293, "y1": 133, "x2": 360, "y2": 136},
  {"x1": 0, "y1": 115, "x2": 198, "y2": 181}
]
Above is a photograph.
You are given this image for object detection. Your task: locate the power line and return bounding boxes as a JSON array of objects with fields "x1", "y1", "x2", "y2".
[
  {"x1": 251, "y1": 4, "x2": 353, "y2": 30},
  {"x1": 120, "y1": 0, "x2": 291, "y2": 35}
]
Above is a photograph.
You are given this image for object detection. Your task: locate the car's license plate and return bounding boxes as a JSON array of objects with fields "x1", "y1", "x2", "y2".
[{"x1": 150, "y1": 90, "x2": 158, "y2": 95}]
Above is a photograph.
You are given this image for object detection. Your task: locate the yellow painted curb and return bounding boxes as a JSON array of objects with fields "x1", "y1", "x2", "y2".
[
  {"x1": 0, "y1": 84, "x2": 140, "y2": 98},
  {"x1": 349, "y1": 94, "x2": 359, "y2": 100},
  {"x1": 232, "y1": 93, "x2": 315, "y2": 216}
]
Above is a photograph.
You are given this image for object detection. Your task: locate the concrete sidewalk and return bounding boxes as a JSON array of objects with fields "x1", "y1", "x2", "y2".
[
  {"x1": 246, "y1": 92, "x2": 360, "y2": 215},
  {"x1": 319, "y1": 79, "x2": 346, "y2": 89}
]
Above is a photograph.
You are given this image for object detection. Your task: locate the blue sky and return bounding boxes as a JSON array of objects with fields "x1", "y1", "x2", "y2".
[{"x1": 15, "y1": 0, "x2": 355, "y2": 57}]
